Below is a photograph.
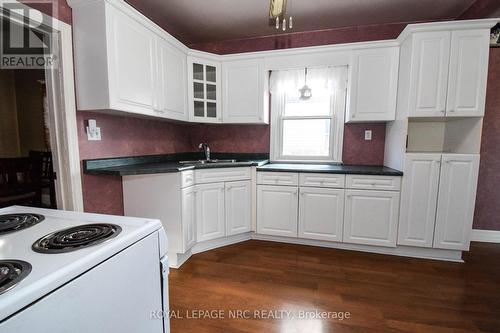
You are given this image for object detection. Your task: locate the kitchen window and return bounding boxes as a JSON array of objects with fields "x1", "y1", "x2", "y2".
[{"x1": 270, "y1": 66, "x2": 348, "y2": 162}]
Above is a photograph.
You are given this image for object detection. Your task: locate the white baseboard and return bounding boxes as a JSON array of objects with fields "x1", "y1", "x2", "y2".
[
  {"x1": 471, "y1": 229, "x2": 500, "y2": 243},
  {"x1": 252, "y1": 234, "x2": 463, "y2": 262}
]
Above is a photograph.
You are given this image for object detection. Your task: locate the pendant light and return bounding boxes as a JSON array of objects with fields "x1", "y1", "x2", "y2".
[
  {"x1": 299, "y1": 68, "x2": 312, "y2": 100},
  {"x1": 269, "y1": 0, "x2": 293, "y2": 32}
]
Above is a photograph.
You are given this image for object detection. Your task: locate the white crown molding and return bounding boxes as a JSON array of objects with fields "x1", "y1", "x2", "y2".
[
  {"x1": 471, "y1": 229, "x2": 500, "y2": 243},
  {"x1": 398, "y1": 18, "x2": 500, "y2": 42}
]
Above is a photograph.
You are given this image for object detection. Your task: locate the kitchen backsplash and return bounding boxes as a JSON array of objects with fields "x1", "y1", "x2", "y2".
[{"x1": 77, "y1": 111, "x2": 385, "y2": 215}]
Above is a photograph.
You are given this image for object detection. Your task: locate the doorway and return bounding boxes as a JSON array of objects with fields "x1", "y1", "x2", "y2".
[{"x1": 0, "y1": 2, "x2": 83, "y2": 211}]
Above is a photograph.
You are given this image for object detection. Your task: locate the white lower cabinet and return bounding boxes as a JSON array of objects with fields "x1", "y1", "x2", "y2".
[
  {"x1": 398, "y1": 153, "x2": 480, "y2": 251},
  {"x1": 298, "y1": 187, "x2": 344, "y2": 242},
  {"x1": 196, "y1": 183, "x2": 225, "y2": 242},
  {"x1": 225, "y1": 180, "x2": 252, "y2": 236},
  {"x1": 181, "y1": 186, "x2": 196, "y2": 252},
  {"x1": 433, "y1": 154, "x2": 480, "y2": 250},
  {"x1": 398, "y1": 153, "x2": 441, "y2": 247},
  {"x1": 257, "y1": 185, "x2": 298, "y2": 237},
  {"x1": 343, "y1": 190, "x2": 400, "y2": 247}
]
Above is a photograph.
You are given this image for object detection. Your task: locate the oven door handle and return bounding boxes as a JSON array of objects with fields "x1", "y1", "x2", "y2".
[{"x1": 160, "y1": 256, "x2": 170, "y2": 333}]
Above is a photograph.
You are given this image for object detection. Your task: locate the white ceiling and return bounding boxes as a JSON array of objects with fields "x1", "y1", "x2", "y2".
[{"x1": 125, "y1": 0, "x2": 492, "y2": 44}]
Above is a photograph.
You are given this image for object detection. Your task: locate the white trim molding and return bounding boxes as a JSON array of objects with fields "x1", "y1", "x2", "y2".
[{"x1": 471, "y1": 229, "x2": 500, "y2": 243}]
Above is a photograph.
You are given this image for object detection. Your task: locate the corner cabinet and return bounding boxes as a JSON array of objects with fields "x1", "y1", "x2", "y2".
[
  {"x1": 196, "y1": 182, "x2": 225, "y2": 242},
  {"x1": 187, "y1": 56, "x2": 222, "y2": 123},
  {"x1": 225, "y1": 180, "x2": 252, "y2": 235},
  {"x1": 346, "y1": 46, "x2": 399, "y2": 122},
  {"x1": 222, "y1": 59, "x2": 269, "y2": 124}
]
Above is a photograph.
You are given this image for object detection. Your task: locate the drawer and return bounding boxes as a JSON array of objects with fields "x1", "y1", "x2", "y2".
[
  {"x1": 180, "y1": 170, "x2": 194, "y2": 188},
  {"x1": 346, "y1": 175, "x2": 401, "y2": 191},
  {"x1": 299, "y1": 173, "x2": 345, "y2": 188},
  {"x1": 257, "y1": 172, "x2": 299, "y2": 186},
  {"x1": 195, "y1": 167, "x2": 251, "y2": 184}
]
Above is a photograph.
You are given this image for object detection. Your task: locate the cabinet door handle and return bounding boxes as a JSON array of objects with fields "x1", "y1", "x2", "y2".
[
  {"x1": 440, "y1": 109, "x2": 445, "y2": 113},
  {"x1": 448, "y1": 109, "x2": 455, "y2": 113}
]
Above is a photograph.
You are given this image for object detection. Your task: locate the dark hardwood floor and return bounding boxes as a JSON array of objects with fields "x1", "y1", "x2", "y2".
[{"x1": 169, "y1": 240, "x2": 500, "y2": 332}]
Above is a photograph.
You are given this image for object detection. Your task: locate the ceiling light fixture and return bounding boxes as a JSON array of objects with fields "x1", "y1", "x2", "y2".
[{"x1": 269, "y1": 0, "x2": 293, "y2": 32}]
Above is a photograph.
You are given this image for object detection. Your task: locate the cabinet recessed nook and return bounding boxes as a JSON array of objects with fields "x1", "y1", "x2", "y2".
[{"x1": 406, "y1": 117, "x2": 482, "y2": 155}]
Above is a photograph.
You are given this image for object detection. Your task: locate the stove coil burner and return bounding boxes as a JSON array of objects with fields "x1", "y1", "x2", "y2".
[
  {"x1": 0, "y1": 214, "x2": 44, "y2": 235},
  {"x1": 0, "y1": 260, "x2": 32, "y2": 295},
  {"x1": 32, "y1": 223, "x2": 122, "y2": 254}
]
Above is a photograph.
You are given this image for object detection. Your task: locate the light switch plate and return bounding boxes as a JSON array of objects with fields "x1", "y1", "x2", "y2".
[
  {"x1": 364, "y1": 130, "x2": 372, "y2": 141},
  {"x1": 86, "y1": 125, "x2": 101, "y2": 141}
]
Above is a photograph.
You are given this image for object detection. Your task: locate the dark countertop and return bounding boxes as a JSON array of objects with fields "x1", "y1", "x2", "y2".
[
  {"x1": 83, "y1": 152, "x2": 269, "y2": 176},
  {"x1": 84, "y1": 153, "x2": 403, "y2": 177},
  {"x1": 256, "y1": 163, "x2": 403, "y2": 176}
]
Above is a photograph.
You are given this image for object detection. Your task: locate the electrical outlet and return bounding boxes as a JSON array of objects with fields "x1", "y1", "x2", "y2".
[{"x1": 364, "y1": 130, "x2": 372, "y2": 141}]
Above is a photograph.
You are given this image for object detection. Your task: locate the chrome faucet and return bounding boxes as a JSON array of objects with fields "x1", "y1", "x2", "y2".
[{"x1": 199, "y1": 143, "x2": 210, "y2": 161}]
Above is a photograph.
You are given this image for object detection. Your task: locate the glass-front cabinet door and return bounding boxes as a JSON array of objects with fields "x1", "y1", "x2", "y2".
[{"x1": 188, "y1": 56, "x2": 221, "y2": 123}]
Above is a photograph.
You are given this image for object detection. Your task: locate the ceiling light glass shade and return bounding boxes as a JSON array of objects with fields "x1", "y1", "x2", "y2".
[{"x1": 269, "y1": 0, "x2": 287, "y2": 18}]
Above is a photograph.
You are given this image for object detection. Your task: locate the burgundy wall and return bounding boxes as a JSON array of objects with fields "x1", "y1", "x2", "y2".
[
  {"x1": 19, "y1": 0, "x2": 72, "y2": 25},
  {"x1": 473, "y1": 48, "x2": 500, "y2": 230},
  {"x1": 28, "y1": 1, "x2": 500, "y2": 231},
  {"x1": 76, "y1": 110, "x2": 386, "y2": 215},
  {"x1": 77, "y1": 112, "x2": 192, "y2": 215},
  {"x1": 189, "y1": 23, "x2": 408, "y2": 55}
]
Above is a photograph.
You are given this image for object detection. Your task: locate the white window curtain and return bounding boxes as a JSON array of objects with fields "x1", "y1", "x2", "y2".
[
  {"x1": 270, "y1": 66, "x2": 347, "y2": 98},
  {"x1": 269, "y1": 66, "x2": 348, "y2": 162}
]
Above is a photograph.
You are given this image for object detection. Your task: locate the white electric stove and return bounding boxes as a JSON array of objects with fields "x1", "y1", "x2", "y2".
[{"x1": 0, "y1": 206, "x2": 170, "y2": 333}]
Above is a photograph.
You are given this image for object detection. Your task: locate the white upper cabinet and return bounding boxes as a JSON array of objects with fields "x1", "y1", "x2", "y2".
[
  {"x1": 398, "y1": 153, "x2": 441, "y2": 248},
  {"x1": 343, "y1": 190, "x2": 399, "y2": 247},
  {"x1": 71, "y1": 0, "x2": 188, "y2": 119},
  {"x1": 222, "y1": 59, "x2": 269, "y2": 124},
  {"x1": 196, "y1": 183, "x2": 225, "y2": 242},
  {"x1": 188, "y1": 56, "x2": 222, "y2": 123},
  {"x1": 72, "y1": 1, "x2": 158, "y2": 115},
  {"x1": 408, "y1": 32, "x2": 451, "y2": 117},
  {"x1": 156, "y1": 37, "x2": 188, "y2": 121},
  {"x1": 107, "y1": 6, "x2": 156, "y2": 114},
  {"x1": 446, "y1": 30, "x2": 489, "y2": 117},
  {"x1": 298, "y1": 187, "x2": 344, "y2": 242},
  {"x1": 257, "y1": 185, "x2": 298, "y2": 237},
  {"x1": 405, "y1": 29, "x2": 489, "y2": 118},
  {"x1": 434, "y1": 154, "x2": 479, "y2": 250},
  {"x1": 346, "y1": 46, "x2": 399, "y2": 122}
]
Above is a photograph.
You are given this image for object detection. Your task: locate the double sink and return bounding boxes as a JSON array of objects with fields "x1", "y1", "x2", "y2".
[{"x1": 179, "y1": 159, "x2": 237, "y2": 165}]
